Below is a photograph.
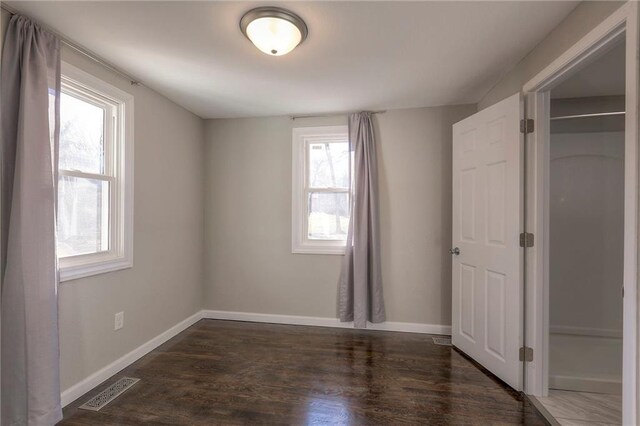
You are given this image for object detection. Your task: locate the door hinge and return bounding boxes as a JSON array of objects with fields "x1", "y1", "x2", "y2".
[
  {"x1": 519, "y1": 346, "x2": 534, "y2": 362},
  {"x1": 520, "y1": 118, "x2": 534, "y2": 134},
  {"x1": 519, "y1": 232, "x2": 534, "y2": 248}
]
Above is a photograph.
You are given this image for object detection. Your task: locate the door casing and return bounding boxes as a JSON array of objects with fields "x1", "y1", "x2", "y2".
[{"x1": 522, "y1": 3, "x2": 639, "y2": 425}]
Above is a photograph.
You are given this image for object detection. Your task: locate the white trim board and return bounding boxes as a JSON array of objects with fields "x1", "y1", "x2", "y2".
[
  {"x1": 201, "y1": 310, "x2": 452, "y2": 336},
  {"x1": 549, "y1": 375, "x2": 622, "y2": 395},
  {"x1": 60, "y1": 311, "x2": 202, "y2": 407},
  {"x1": 550, "y1": 326, "x2": 623, "y2": 339}
]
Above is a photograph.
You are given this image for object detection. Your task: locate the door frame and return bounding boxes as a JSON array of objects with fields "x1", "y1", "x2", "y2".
[{"x1": 522, "y1": 2, "x2": 639, "y2": 424}]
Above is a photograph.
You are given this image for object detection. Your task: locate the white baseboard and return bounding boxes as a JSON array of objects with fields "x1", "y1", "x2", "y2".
[
  {"x1": 549, "y1": 374, "x2": 622, "y2": 395},
  {"x1": 550, "y1": 325, "x2": 622, "y2": 339},
  {"x1": 201, "y1": 309, "x2": 452, "y2": 336},
  {"x1": 61, "y1": 309, "x2": 450, "y2": 407},
  {"x1": 60, "y1": 311, "x2": 203, "y2": 407}
]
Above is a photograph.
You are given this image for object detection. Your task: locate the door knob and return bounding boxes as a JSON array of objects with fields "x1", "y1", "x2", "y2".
[{"x1": 449, "y1": 247, "x2": 460, "y2": 255}]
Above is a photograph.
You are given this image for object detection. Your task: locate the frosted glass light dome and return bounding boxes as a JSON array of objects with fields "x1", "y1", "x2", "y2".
[{"x1": 240, "y1": 7, "x2": 308, "y2": 57}]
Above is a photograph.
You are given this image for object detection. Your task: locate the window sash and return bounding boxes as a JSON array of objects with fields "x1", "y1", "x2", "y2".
[
  {"x1": 304, "y1": 138, "x2": 350, "y2": 191},
  {"x1": 57, "y1": 170, "x2": 114, "y2": 259},
  {"x1": 60, "y1": 81, "x2": 117, "y2": 177},
  {"x1": 305, "y1": 189, "x2": 350, "y2": 242},
  {"x1": 303, "y1": 138, "x2": 351, "y2": 242}
]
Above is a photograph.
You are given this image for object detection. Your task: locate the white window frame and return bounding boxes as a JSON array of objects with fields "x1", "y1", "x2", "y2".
[
  {"x1": 58, "y1": 62, "x2": 134, "y2": 282},
  {"x1": 292, "y1": 125, "x2": 350, "y2": 255}
]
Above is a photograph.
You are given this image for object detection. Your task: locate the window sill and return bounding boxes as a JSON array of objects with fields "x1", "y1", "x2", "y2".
[
  {"x1": 292, "y1": 244, "x2": 346, "y2": 255},
  {"x1": 59, "y1": 255, "x2": 133, "y2": 282}
]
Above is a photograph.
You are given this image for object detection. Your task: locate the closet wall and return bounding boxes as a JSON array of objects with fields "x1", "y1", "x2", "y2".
[{"x1": 549, "y1": 96, "x2": 624, "y2": 394}]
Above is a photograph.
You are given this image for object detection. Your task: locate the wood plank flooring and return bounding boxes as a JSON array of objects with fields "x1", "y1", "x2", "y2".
[
  {"x1": 59, "y1": 319, "x2": 547, "y2": 425},
  {"x1": 536, "y1": 390, "x2": 621, "y2": 425}
]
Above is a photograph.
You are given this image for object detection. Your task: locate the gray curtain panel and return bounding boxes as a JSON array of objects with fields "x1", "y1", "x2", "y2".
[
  {"x1": 1, "y1": 15, "x2": 63, "y2": 426},
  {"x1": 338, "y1": 112, "x2": 385, "y2": 328}
]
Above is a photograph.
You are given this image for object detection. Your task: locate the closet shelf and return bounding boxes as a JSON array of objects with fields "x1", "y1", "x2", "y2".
[{"x1": 551, "y1": 111, "x2": 625, "y2": 121}]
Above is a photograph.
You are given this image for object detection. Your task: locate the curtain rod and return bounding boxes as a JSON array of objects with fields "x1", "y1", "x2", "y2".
[
  {"x1": 290, "y1": 110, "x2": 386, "y2": 120},
  {"x1": 550, "y1": 111, "x2": 625, "y2": 121},
  {"x1": 0, "y1": 3, "x2": 142, "y2": 86}
]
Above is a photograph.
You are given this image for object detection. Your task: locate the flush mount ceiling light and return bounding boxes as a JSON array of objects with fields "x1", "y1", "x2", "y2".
[{"x1": 240, "y1": 7, "x2": 308, "y2": 56}]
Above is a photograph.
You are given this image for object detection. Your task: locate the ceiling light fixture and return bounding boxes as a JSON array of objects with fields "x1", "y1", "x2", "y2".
[{"x1": 240, "y1": 7, "x2": 308, "y2": 56}]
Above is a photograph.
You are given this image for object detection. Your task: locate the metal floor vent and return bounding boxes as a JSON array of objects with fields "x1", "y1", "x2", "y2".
[
  {"x1": 432, "y1": 336, "x2": 452, "y2": 346},
  {"x1": 79, "y1": 377, "x2": 140, "y2": 411}
]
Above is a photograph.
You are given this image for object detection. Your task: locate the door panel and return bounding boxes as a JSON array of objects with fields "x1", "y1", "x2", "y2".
[
  {"x1": 460, "y1": 264, "x2": 476, "y2": 341},
  {"x1": 460, "y1": 170, "x2": 477, "y2": 241},
  {"x1": 486, "y1": 161, "x2": 506, "y2": 245},
  {"x1": 452, "y1": 92, "x2": 523, "y2": 390},
  {"x1": 486, "y1": 269, "x2": 506, "y2": 359}
]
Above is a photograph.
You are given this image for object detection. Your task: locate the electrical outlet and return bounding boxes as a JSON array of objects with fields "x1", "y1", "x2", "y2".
[{"x1": 114, "y1": 312, "x2": 124, "y2": 331}]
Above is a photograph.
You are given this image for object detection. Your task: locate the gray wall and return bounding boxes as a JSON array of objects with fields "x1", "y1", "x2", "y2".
[
  {"x1": 549, "y1": 128, "x2": 624, "y2": 393},
  {"x1": 56, "y1": 48, "x2": 205, "y2": 390},
  {"x1": 550, "y1": 130, "x2": 624, "y2": 332},
  {"x1": 479, "y1": 1, "x2": 625, "y2": 109},
  {"x1": 0, "y1": 9, "x2": 205, "y2": 390},
  {"x1": 203, "y1": 104, "x2": 475, "y2": 326}
]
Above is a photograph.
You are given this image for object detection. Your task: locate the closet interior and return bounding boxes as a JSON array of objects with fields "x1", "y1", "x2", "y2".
[{"x1": 537, "y1": 39, "x2": 625, "y2": 425}]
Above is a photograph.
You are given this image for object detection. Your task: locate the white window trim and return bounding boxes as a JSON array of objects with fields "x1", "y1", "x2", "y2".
[
  {"x1": 292, "y1": 125, "x2": 350, "y2": 255},
  {"x1": 58, "y1": 62, "x2": 134, "y2": 282}
]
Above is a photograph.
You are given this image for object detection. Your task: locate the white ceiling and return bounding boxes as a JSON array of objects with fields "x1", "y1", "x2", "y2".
[
  {"x1": 7, "y1": 1, "x2": 578, "y2": 119},
  {"x1": 551, "y1": 40, "x2": 626, "y2": 99}
]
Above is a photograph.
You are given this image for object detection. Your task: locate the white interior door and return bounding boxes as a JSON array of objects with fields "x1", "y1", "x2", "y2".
[{"x1": 451, "y1": 92, "x2": 523, "y2": 390}]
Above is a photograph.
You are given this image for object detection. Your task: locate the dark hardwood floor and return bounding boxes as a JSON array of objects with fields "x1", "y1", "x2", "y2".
[{"x1": 59, "y1": 319, "x2": 547, "y2": 425}]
